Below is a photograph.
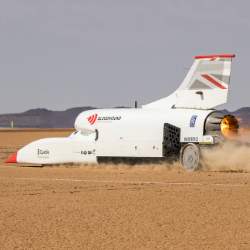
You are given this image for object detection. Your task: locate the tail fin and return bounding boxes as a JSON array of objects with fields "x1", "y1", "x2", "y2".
[{"x1": 143, "y1": 54, "x2": 235, "y2": 110}]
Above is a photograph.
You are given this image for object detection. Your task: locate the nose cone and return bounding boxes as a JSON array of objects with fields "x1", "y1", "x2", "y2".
[{"x1": 5, "y1": 152, "x2": 18, "y2": 163}]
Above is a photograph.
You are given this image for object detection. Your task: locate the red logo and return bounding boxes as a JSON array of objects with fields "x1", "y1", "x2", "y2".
[{"x1": 87, "y1": 114, "x2": 98, "y2": 125}]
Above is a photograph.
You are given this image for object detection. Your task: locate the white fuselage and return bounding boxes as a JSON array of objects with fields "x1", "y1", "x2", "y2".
[{"x1": 16, "y1": 108, "x2": 215, "y2": 164}]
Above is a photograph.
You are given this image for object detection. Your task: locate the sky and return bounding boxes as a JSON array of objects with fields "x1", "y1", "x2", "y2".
[{"x1": 0, "y1": 0, "x2": 250, "y2": 114}]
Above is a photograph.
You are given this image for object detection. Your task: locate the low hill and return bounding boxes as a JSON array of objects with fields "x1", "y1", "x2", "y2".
[
  {"x1": 0, "y1": 107, "x2": 96, "y2": 128},
  {"x1": 0, "y1": 106, "x2": 130, "y2": 128},
  {"x1": 0, "y1": 106, "x2": 249, "y2": 128}
]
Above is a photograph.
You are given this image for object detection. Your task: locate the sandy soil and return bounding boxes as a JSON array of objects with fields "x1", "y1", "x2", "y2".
[{"x1": 1, "y1": 130, "x2": 250, "y2": 249}]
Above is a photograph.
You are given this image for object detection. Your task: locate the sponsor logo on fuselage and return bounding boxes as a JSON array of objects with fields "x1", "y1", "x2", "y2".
[
  {"x1": 190, "y1": 115, "x2": 197, "y2": 127},
  {"x1": 37, "y1": 149, "x2": 50, "y2": 158},
  {"x1": 37, "y1": 149, "x2": 49, "y2": 155},
  {"x1": 97, "y1": 116, "x2": 121, "y2": 121},
  {"x1": 87, "y1": 114, "x2": 98, "y2": 125},
  {"x1": 87, "y1": 114, "x2": 121, "y2": 125},
  {"x1": 81, "y1": 150, "x2": 95, "y2": 155},
  {"x1": 184, "y1": 137, "x2": 198, "y2": 142}
]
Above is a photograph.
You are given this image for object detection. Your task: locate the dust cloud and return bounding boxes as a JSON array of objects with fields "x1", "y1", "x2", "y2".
[
  {"x1": 81, "y1": 161, "x2": 181, "y2": 171},
  {"x1": 200, "y1": 127, "x2": 250, "y2": 172},
  {"x1": 46, "y1": 162, "x2": 182, "y2": 171}
]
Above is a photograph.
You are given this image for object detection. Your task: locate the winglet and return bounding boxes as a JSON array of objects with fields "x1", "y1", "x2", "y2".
[{"x1": 5, "y1": 152, "x2": 18, "y2": 163}]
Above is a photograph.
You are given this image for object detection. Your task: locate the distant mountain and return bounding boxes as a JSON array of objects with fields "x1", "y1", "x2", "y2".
[
  {"x1": 0, "y1": 106, "x2": 249, "y2": 128},
  {"x1": 0, "y1": 106, "x2": 131, "y2": 128}
]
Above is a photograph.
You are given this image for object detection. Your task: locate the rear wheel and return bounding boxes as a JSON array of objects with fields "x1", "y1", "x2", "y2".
[{"x1": 180, "y1": 143, "x2": 200, "y2": 171}]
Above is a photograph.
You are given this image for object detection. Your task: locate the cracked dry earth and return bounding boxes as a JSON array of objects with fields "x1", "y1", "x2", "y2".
[{"x1": 1, "y1": 129, "x2": 250, "y2": 249}]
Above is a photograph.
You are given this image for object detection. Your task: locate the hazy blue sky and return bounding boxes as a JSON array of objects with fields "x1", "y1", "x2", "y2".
[{"x1": 0, "y1": 0, "x2": 249, "y2": 113}]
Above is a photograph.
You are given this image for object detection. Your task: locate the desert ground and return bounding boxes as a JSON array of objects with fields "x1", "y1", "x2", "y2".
[{"x1": 1, "y1": 129, "x2": 250, "y2": 249}]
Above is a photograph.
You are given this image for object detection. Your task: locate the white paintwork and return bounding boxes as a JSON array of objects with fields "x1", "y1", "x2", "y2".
[
  {"x1": 10, "y1": 55, "x2": 235, "y2": 165},
  {"x1": 75, "y1": 108, "x2": 213, "y2": 158},
  {"x1": 17, "y1": 134, "x2": 97, "y2": 164},
  {"x1": 16, "y1": 108, "x2": 215, "y2": 164}
]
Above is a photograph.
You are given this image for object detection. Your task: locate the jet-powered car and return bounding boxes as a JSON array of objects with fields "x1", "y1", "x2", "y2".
[{"x1": 5, "y1": 54, "x2": 238, "y2": 171}]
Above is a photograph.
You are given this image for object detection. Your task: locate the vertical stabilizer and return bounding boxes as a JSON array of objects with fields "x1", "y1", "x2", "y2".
[{"x1": 143, "y1": 54, "x2": 235, "y2": 110}]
